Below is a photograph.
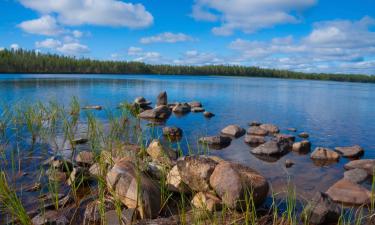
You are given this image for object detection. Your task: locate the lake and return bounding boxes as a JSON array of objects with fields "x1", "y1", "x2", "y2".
[{"x1": 1, "y1": 74, "x2": 375, "y2": 198}]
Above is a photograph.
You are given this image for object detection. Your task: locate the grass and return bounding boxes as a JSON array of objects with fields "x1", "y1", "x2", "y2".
[{"x1": 0, "y1": 97, "x2": 374, "y2": 225}]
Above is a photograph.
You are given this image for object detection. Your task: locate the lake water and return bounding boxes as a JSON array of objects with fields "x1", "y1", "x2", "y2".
[{"x1": 1, "y1": 74, "x2": 375, "y2": 198}]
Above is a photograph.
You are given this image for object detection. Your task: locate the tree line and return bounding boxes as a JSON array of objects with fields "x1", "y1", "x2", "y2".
[{"x1": 1, "y1": 49, "x2": 374, "y2": 83}]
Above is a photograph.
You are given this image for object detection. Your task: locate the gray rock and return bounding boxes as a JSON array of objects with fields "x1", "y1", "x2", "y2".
[
  {"x1": 251, "y1": 140, "x2": 288, "y2": 156},
  {"x1": 139, "y1": 105, "x2": 171, "y2": 120},
  {"x1": 298, "y1": 132, "x2": 309, "y2": 138},
  {"x1": 156, "y1": 91, "x2": 168, "y2": 106},
  {"x1": 172, "y1": 103, "x2": 191, "y2": 114},
  {"x1": 335, "y1": 145, "x2": 364, "y2": 158},
  {"x1": 244, "y1": 135, "x2": 266, "y2": 146},
  {"x1": 220, "y1": 125, "x2": 245, "y2": 138},
  {"x1": 259, "y1": 124, "x2": 279, "y2": 134},
  {"x1": 304, "y1": 192, "x2": 340, "y2": 225},
  {"x1": 292, "y1": 140, "x2": 311, "y2": 153},
  {"x1": 203, "y1": 111, "x2": 215, "y2": 118},
  {"x1": 247, "y1": 126, "x2": 268, "y2": 136},
  {"x1": 162, "y1": 126, "x2": 182, "y2": 138},
  {"x1": 344, "y1": 168, "x2": 368, "y2": 184},
  {"x1": 274, "y1": 133, "x2": 295, "y2": 143},
  {"x1": 199, "y1": 136, "x2": 231, "y2": 148},
  {"x1": 344, "y1": 159, "x2": 375, "y2": 175}
]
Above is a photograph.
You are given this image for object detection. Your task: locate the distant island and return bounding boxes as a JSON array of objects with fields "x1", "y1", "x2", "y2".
[{"x1": 1, "y1": 49, "x2": 374, "y2": 83}]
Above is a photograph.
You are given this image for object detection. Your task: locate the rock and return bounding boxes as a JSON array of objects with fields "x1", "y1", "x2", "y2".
[
  {"x1": 247, "y1": 126, "x2": 268, "y2": 136},
  {"x1": 191, "y1": 192, "x2": 221, "y2": 212},
  {"x1": 188, "y1": 101, "x2": 202, "y2": 108},
  {"x1": 176, "y1": 156, "x2": 218, "y2": 192},
  {"x1": 122, "y1": 208, "x2": 138, "y2": 225},
  {"x1": 209, "y1": 162, "x2": 269, "y2": 209},
  {"x1": 251, "y1": 140, "x2": 288, "y2": 156},
  {"x1": 104, "y1": 210, "x2": 122, "y2": 225},
  {"x1": 75, "y1": 151, "x2": 94, "y2": 167},
  {"x1": 47, "y1": 157, "x2": 73, "y2": 172},
  {"x1": 203, "y1": 111, "x2": 215, "y2": 118},
  {"x1": 304, "y1": 192, "x2": 340, "y2": 225},
  {"x1": 134, "y1": 216, "x2": 179, "y2": 225},
  {"x1": 25, "y1": 182, "x2": 42, "y2": 192},
  {"x1": 46, "y1": 169, "x2": 67, "y2": 182},
  {"x1": 32, "y1": 210, "x2": 69, "y2": 225},
  {"x1": 166, "y1": 165, "x2": 189, "y2": 193},
  {"x1": 172, "y1": 103, "x2": 191, "y2": 114},
  {"x1": 311, "y1": 147, "x2": 340, "y2": 161},
  {"x1": 344, "y1": 168, "x2": 368, "y2": 184},
  {"x1": 191, "y1": 107, "x2": 205, "y2": 112},
  {"x1": 285, "y1": 160, "x2": 294, "y2": 168},
  {"x1": 147, "y1": 161, "x2": 164, "y2": 179},
  {"x1": 82, "y1": 105, "x2": 102, "y2": 110},
  {"x1": 139, "y1": 105, "x2": 171, "y2": 120},
  {"x1": 244, "y1": 135, "x2": 266, "y2": 146},
  {"x1": 326, "y1": 179, "x2": 371, "y2": 205},
  {"x1": 106, "y1": 159, "x2": 161, "y2": 219},
  {"x1": 199, "y1": 136, "x2": 232, "y2": 149},
  {"x1": 156, "y1": 91, "x2": 168, "y2": 106},
  {"x1": 146, "y1": 139, "x2": 177, "y2": 165},
  {"x1": 89, "y1": 163, "x2": 101, "y2": 177},
  {"x1": 298, "y1": 132, "x2": 309, "y2": 138},
  {"x1": 292, "y1": 140, "x2": 311, "y2": 153},
  {"x1": 287, "y1": 128, "x2": 297, "y2": 132},
  {"x1": 220, "y1": 125, "x2": 246, "y2": 138},
  {"x1": 344, "y1": 159, "x2": 375, "y2": 175},
  {"x1": 162, "y1": 126, "x2": 182, "y2": 138},
  {"x1": 274, "y1": 133, "x2": 295, "y2": 143},
  {"x1": 72, "y1": 137, "x2": 88, "y2": 145},
  {"x1": 249, "y1": 121, "x2": 261, "y2": 126},
  {"x1": 135, "y1": 97, "x2": 152, "y2": 107},
  {"x1": 67, "y1": 167, "x2": 91, "y2": 186},
  {"x1": 84, "y1": 199, "x2": 115, "y2": 224},
  {"x1": 259, "y1": 124, "x2": 279, "y2": 134},
  {"x1": 101, "y1": 143, "x2": 142, "y2": 165},
  {"x1": 335, "y1": 145, "x2": 364, "y2": 158}
]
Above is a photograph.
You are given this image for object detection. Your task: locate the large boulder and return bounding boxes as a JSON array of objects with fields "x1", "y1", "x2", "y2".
[
  {"x1": 134, "y1": 97, "x2": 152, "y2": 108},
  {"x1": 199, "y1": 136, "x2": 232, "y2": 149},
  {"x1": 146, "y1": 139, "x2": 177, "y2": 165},
  {"x1": 220, "y1": 125, "x2": 246, "y2": 138},
  {"x1": 244, "y1": 135, "x2": 265, "y2": 146},
  {"x1": 334, "y1": 145, "x2": 364, "y2": 158},
  {"x1": 247, "y1": 126, "x2": 268, "y2": 136},
  {"x1": 304, "y1": 192, "x2": 340, "y2": 225},
  {"x1": 292, "y1": 140, "x2": 311, "y2": 153},
  {"x1": 259, "y1": 124, "x2": 279, "y2": 134},
  {"x1": 344, "y1": 159, "x2": 375, "y2": 176},
  {"x1": 251, "y1": 140, "x2": 289, "y2": 156},
  {"x1": 156, "y1": 91, "x2": 168, "y2": 106},
  {"x1": 139, "y1": 105, "x2": 171, "y2": 120},
  {"x1": 209, "y1": 162, "x2": 269, "y2": 209},
  {"x1": 106, "y1": 159, "x2": 161, "y2": 219},
  {"x1": 344, "y1": 168, "x2": 368, "y2": 184},
  {"x1": 326, "y1": 179, "x2": 371, "y2": 205},
  {"x1": 311, "y1": 147, "x2": 340, "y2": 161},
  {"x1": 176, "y1": 156, "x2": 218, "y2": 192}
]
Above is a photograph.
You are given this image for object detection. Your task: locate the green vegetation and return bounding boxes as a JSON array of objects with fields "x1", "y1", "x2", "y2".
[{"x1": 1, "y1": 49, "x2": 375, "y2": 83}]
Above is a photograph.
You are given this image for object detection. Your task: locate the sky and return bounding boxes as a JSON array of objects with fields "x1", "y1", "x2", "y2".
[{"x1": 0, "y1": 0, "x2": 375, "y2": 75}]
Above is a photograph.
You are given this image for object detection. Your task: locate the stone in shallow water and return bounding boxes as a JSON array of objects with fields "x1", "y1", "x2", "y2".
[
  {"x1": 298, "y1": 132, "x2": 309, "y2": 138},
  {"x1": 259, "y1": 123, "x2": 279, "y2": 134},
  {"x1": 247, "y1": 126, "x2": 268, "y2": 136},
  {"x1": 188, "y1": 101, "x2": 202, "y2": 108},
  {"x1": 344, "y1": 168, "x2": 368, "y2": 184},
  {"x1": 251, "y1": 140, "x2": 288, "y2": 156},
  {"x1": 139, "y1": 105, "x2": 171, "y2": 120},
  {"x1": 244, "y1": 135, "x2": 265, "y2": 146},
  {"x1": 304, "y1": 192, "x2": 341, "y2": 225},
  {"x1": 326, "y1": 179, "x2": 371, "y2": 205},
  {"x1": 199, "y1": 136, "x2": 232, "y2": 149},
  {"x1": 335, "y1": 145, "x2": 364, "y2": 158},
  {"x1": 191, "y1": 107, "x2": 205, "y2": 112},
  {"x1": 344, "y1": 159, "x2": 375, "y2": 175},
  {"x1": 310, "y1": 147, "x2": 340, "y2": 161},
  {"x1": 220, "y1": 125, "x2": 245, "y2": 138},
  {"x1": 292, "y1": 140, "x2": 311, "y2": 153},
  {"x1": 203, "y1": 111, "x2": 215, "y2": 118},
  {"x1": 162, "y1": 126, "x2": 183, "y2": 137},
  {"x1": 156, "y1": 91, "x2": 168, "y2": 106}
]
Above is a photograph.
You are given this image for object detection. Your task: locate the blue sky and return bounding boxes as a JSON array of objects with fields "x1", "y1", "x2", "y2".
[{"x1": 0, "y1": 0, "x2": 375, "y2": 74}]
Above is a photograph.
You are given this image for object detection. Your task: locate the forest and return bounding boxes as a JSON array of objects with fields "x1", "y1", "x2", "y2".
[{"x1": 1, "y1": 49, "x2": 374, "y2": 83}]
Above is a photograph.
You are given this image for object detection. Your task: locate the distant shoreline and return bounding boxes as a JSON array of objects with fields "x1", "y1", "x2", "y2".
[{"x1": 1, "y1": 49, "x2": 375, "y2": 83}]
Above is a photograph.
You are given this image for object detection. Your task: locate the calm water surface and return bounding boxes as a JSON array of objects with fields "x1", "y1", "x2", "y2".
[{"x1": 1, "y1": 74, "x2": 375, "y2": 198}]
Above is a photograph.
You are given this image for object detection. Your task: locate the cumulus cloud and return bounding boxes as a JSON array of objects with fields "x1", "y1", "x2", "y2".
[
  {"x1": 140, "y1": 32, "x2": 195, "y2": 44},
  {"x1": 173, "y1": 50, "x2": 224, "y2": 65},
  {"x1": 34, "y1": 37, "x2": 89, "y2": 55},
  {"x1": 18, "y1": 15, "x2": 64, "y2": 36},
  {"x1": 19, "y1": 0, "x2": 153, "y2": 28},
  {"x1": 56, "y1": 43, "x2": 90, "y2": 55},
  {"x1": 35, "y1": 38, "x2": 62, "y2": 49},
  {"x1": 229, "y1": 17, "x2": 375, "y2": 74},
  {"x1": 126, "y1": 47, "x2": 163, "y2": 64},
  {"x1": 191, "y1": 0, "x2": 316, "y2": 35}
]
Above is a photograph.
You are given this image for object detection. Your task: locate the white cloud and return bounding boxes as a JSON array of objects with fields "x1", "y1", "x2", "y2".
[
  {"x1": 10, "y1": 44, "x2": 20, "y2": 50},
  {"x1": 56, "y1": 42, "x2": 90, "y2": 55},
  {"x1": 192, "y1": 0, "x2": 316, "y2": 35},
  {"x1": 173, "y1": 50, "x2": 224, "y2": 65},
  {"x1": 19, "y1": 0, "x2": 153, "y2": 28},
  {"x1": 229, "y1": 17, "x2": 375, "y2": 74},
  {"x1": 126, "y1": 46, "x2": 163, "y2": 64},
  {"x1": 35, "y1": 38, "x2": 62, "y2": 49},
  {"x1": 0, "y1": 47, "x2": 5, "y2": 51},
  {"x1": 18, "y1": 15, "x2": 64, "y2": 36},
  {"x1": 72, "y1": 30, "x2": 83, "y2": 38},
  {"x1": 140, "y1": 32, "x2": 195, "y2": 44}
]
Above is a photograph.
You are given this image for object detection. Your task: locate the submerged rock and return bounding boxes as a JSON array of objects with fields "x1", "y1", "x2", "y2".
[
  {"x1": 344, "y1": 168, "x2": 368, "y2": 184},
  {"x1": 292, "y1": 140, "x2": 311, "y2": 153},
  {"x1": 344, "y1": 159, "x2": 375, "y2": 176},
  {"x1": 335, "y1": 145, "x2": 364, "y2": 158},
  {"x1": 251, "y1": 140, "x2": 289, "y2": 156},
  {"x1": 188, "y1": 101, "x2": 202, "y2": 108},
  {"x1": 311, "y1": 147, "x2": 340, "y2": 162},
  {"x1": 220, "y1": 125, "x2": 245, "y2": 138},
  {"x1": 199, "y1": 136, "x2": 232, "y2": 149},
  {"x1": 326, "y1": 179, "x2": 371, "y2": 205},
  {"x1": 259, "y1": 124, "x2": 279, "y2": 134},
  {"x1": 298, "y1": 132, "x2": 309, "y2": 138},
  {"x1": 139, "y1": 105, "x2": 171, "y2": 120},
  {"x1": 247, "y1": 126, "x2": 268, "y2": 136},
  {"x1": 244, "y1": 135, "x2": 266, "y2": 146},
  {"x1": 162, "y1": 126, "x2": 183, "y2": 138},
  {"x1": 304, "y1": 192, "x2": 341, "y2": 225},
  {"x1": 203, "y1": 111, "x2": 215, "y2": 118},
  {"x1": 156, "y1": 91, "x2": 168, "y2": 106}
]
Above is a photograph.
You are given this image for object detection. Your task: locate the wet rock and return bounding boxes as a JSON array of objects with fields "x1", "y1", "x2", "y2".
[
  {"x1": 46, "y1": 169, "x2": 67, "y2": 182},
  {"x1": 167, "y1": 165, "x2": 189, "y2": 193},
  {"x1": 203, "y1": 111, "x2": 215, "y2": 118},
  {"x1": 146, "y1": 139, "x2": 177, "y2": 165},
  {"x1": 104, "y1": 210, "x2": 122, "y2": 225},
  {"x1": 344, "y1": 168, "x2": 368, "y2": 184},
  {"x1": 172, "y1": 103, "x2": 191, "y2": 114},
  {"x1": 335, "y1": 145, "x2": 364, "y2": 158},
  {"x1": 32, "y1": 210, "x2": 69, "y2": 225},
  {"x1": 162, "y1": 126, "x2": 182, "y2": 138},
  {"x1": 304, "y1": 192, "x2": 340, "y2": 225},
  {"x1": 191, "y1": 192, "x2": 221, "y2": 212},
  {"x1": 122, "y1": 208, "x2": 138, "y2": 225},
  {"x1": 188, "y1": 101, "x2": 202, "y2": 108},
  {"x1": 82, "y1": 105, "x2": 102, "y2": 110},
  {"x1": 247, "y1": 126, "x2": 268, "y2": 136},
  {"x1": 274, "y1": 133, "x2": 295, "y2": 143},
  {"x1": 134, "y1": 216, "x2": 179, "y2": 225},
  {"x1": 139, "y1": 105, "x2": 171, "y2": 120},
  {"x1": 46, "y1": 156, "x2": 73, "y2": 172},
  {"x1": 89, "y1": 163, "x2": 101, "y2": 177},
  {"x1": 259, "y1": 124, "x2": 279, "y2": 134},
  {"x1": 106, "y1": 159, "x2": 161, "y2": 219},
  {"x1": 326, "y1": 179, "x2": 371, "y2": 205},
  {"x1": 311, "y1": 147, "x2": 340, "y2": 162},
  {"x1": 251, "y1": 140, "x2": 289, "y2": 156},
  {"x1": 156, "y1": 91, "x2": 168, "y2": 106},
  {"x1": 199, "y1": 136, "x2": 231, "y2": 149},
  {"x1": 292, "y1": 140, "x2": 311, "y2": 153},
  {"x1": 344, "y1": 159, "x2": 375, "y2": 175},
  {"x1": 84, "y1": 199, "x2": 115, "y2": 224},
  {"x1": 287, "y1": 128, "x2": 297, "y2": 132},
  {"x1": 298, "y1": 132, "x2": 309, "y2": 138},
  {"x1": 75, "y1": 151, "x2": 94, "y2": 167},
  {"x1": 220, "y1": 125, "x2": 246, "y2": 138},
  {"x1": 72, "y1": 137, "x2": 88, "y2": 145},
  {"x1": 285, "y1": 160, "x2": 294, "y2": 168},
  {"x1": 134, "y1": 97, "x2": 152, "y2": 108},
  {"x1": 176, "y1": 156, "x2": 218, "y2": 192},
  {"x1": 244, "y1": 135, "x2": 266, "y2": 146},
  {"x1": 191, "y1": 107, "x2": 205, "y2": 112},
  {"x1": 249, "y1": 121, "x2": 261, "y2": 126}
]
